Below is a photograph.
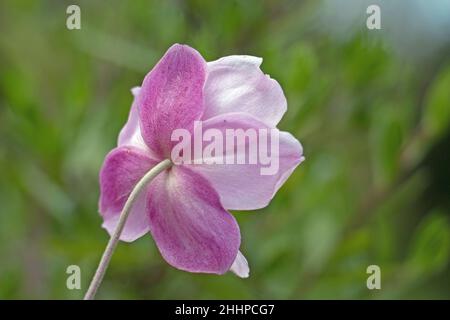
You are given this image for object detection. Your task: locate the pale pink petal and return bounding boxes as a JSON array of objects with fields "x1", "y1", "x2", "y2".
[
  {"x1": 117, "y1": 87, "x2": 147, "y2": 149},
  {"x1": 146, "y1": 166, "x2": 240, "y2": 274},
  {"x1": 203, "y1": 55, "x2": 287, "y2": 127},
  {"x1": 230, "y1": 251, "x2": 250, "y2": 278},
  {"x1": 187, "y1": 113, "x2": 304, "y2": 210},
  {"x1": 138, "y1": 44, "x2": 206, "y2": 158},
  {"x1": 99, "y1": 146, "x2": 158, "y2": 242}
]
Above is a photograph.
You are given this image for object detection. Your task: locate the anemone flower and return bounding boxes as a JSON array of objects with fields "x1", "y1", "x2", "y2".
[{"x1": 84, "y1": 44, "x2": 304, "y2": 299}]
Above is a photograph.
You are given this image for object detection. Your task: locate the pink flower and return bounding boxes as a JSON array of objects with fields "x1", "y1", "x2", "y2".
[{"x1": 99, "y1": 44, "x2": 304, "y2": 277}]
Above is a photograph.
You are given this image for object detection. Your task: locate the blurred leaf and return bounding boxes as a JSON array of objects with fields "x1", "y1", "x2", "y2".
[
  {"x1": 371, "y1": 107, "x2": 404, "y2": 186},
  {"x1": 422, "y1": 63, "x2": 450, "y2": 137},
  {"x1": 406, "y1": 211, "x2": 450, "y2": 277}
]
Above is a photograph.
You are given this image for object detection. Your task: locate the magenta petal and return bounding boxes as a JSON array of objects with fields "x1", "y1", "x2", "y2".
[
  {"x1": 138, "y1": 44, "x2": 206, "y2": 158},
  {"x1": 99, "y1": 146, "x2": 158, "y2": 241},
  {"x1": 203, "y1": 55, "x2": 287, "y2": 127},
  {"x1": 102, "y1": 190, "x2": 149, "y2": 242},
  {"x1": 147, "y1": 166, "x2": 240, "y2": 274},
  {"x1": 188, "y1": 113, "x2": 304, "y2": 210}
]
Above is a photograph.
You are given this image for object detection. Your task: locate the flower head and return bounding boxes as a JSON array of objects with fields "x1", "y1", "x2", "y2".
[{"x1": 99, "y1": 44, "x2": 304, "y2": 277}]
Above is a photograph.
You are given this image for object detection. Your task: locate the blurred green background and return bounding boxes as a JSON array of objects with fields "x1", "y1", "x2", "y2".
[{"x1": 0, "y1": 0, "x2": 449, "y2": 299}]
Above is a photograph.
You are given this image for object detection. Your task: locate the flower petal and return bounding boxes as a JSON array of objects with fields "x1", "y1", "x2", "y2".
[
  {"x1": 230, "y1": 251, "x2": 250, "y2": 278},
  {"x1": 147, "y1": 166, "x2": 240, "y2": 274},
  {"x1": 138, "y1": 44, "x2": 206, "y2": 158},
  {"x1": 102, "y1": 191, "x2": 149, "y2": 242},
  {"x1": 188, "y1": 113, "x2": 304, "y2": 210},
  {"x1": 117, "y1": 87, "x2": 146, "y2": 149},
  {"x1": 203, "y1": 55, "x2": 287, "y2": 127},
  {"x1": 99, "y1": 146, "x2": 158, "y2": 242}
]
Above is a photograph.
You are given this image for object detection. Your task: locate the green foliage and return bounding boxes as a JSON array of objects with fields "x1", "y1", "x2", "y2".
[
  {"x1": 407, "y1": 211, "x2": 450, "y2": 277},
  {"x1": 423, "y1": 63, "x2": 450, "y2": 137}
]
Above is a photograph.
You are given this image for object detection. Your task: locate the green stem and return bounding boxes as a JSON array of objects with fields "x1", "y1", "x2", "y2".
[{"x1": 84, "y1": 159, "x2": 172, "y2": 300}]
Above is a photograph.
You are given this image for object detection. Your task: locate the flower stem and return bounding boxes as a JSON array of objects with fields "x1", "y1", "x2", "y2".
[{"x1": 84, "y1": 159, "x2": 172, "y2": 300}]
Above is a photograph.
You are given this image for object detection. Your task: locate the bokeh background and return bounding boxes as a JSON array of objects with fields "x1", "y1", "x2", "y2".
[{"x1": 0, "y1": 0, "x2": 449, "y2": 299}]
